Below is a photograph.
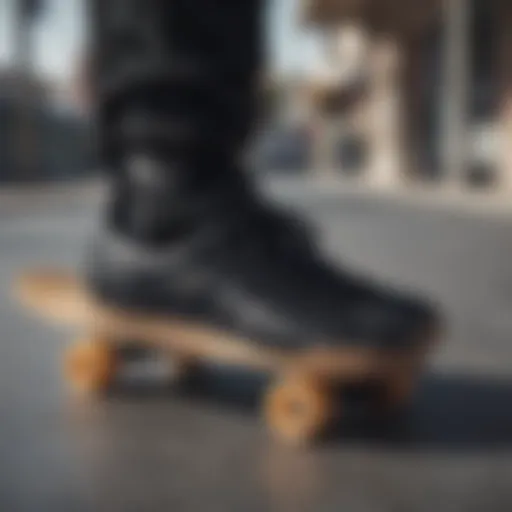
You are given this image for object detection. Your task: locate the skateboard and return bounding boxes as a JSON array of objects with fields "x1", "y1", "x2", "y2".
[{"x1": 16, "y1": 269, "x2": 436, "y2": 445}]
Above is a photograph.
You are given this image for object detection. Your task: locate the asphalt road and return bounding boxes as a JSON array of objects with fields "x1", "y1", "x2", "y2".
[{"x1": 1, "y1": 182, "x2": 512, "y2": 512}]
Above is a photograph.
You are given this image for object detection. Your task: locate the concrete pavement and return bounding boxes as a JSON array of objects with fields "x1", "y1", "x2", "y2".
[{"x1": 1, "y1": 181, "x2": 512, "y2": 511}]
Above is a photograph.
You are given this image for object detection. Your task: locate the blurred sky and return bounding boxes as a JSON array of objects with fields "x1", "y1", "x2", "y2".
[{"x1": 0, "y1": 0, "x2": 324, "y2": 82}]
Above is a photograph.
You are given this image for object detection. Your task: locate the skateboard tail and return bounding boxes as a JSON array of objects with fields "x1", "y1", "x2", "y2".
[{"x1": 15, "y1": 269, "x2": 92, "y2": 326}]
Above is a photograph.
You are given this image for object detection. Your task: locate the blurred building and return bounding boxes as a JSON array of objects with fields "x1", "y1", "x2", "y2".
[
  {"x1": 0, "y1": 69, "x2": 93, "y2": 183},
  {"x1": 303, "y1": 0, "x2": 512, "y2": 192},
  {"x1": 0, "y1": 0, "x2": 93, "y2": 183}
]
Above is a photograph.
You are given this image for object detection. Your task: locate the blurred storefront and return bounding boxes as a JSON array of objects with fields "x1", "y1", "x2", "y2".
[{"x1": 303, "y1": 0, "x2": 512, "y2": 192}]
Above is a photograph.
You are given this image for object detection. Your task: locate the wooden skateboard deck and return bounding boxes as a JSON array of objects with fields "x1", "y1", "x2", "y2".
[{"x1": 16, "y1": 268, "x2": 435, "y2": 445}]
